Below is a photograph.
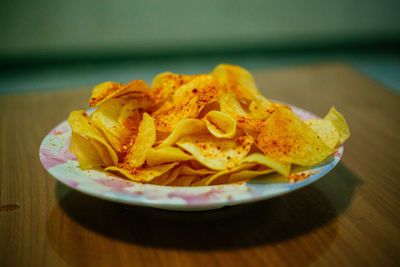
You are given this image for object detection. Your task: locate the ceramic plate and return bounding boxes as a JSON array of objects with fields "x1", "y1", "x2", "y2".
[{"x1": 39, "y1": 104, "x2": 343, "y2": 211}]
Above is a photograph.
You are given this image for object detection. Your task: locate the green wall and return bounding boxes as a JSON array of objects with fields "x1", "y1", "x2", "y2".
[{"x1": 1, "y1": 0, "x2": 399, "y2": 60}]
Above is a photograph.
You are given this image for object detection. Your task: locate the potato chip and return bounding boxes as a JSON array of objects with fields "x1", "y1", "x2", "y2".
[
  {"x1": 91, "y1": 98, "x2": 140, "y2": 153},
  {"x1": 241, "y1": 153, "x2": 291, "y2": 176},
  {"x1": 157, "y1": 118, "x2": 207, "y2": 148},
  {"x1": 249, "y1": 95, "x2": 274, "y2": 119},
  {"x1": 173, "y1": 75, "x2": 223, "y2": 106},
  {"x1": 218, "y1": 93, "x2": 264, "y2": 136},
  {"x1": 219, "y1": 93, "x2": 248, "y2": 117},
  {"x1": 324, "y1": 107, "x2": 350, "y2": 145},
  {"x1": 168, "y1": 175, "x2": 197, "y2": 186},
  {"x1": 192, "y1": 163, "x2": 257, "y2": 186},
  {"x1": 90, "y1": 139, "x2": 114, "y2": 166},
  {"x1": 69, "y1": 133, "x2": 103, "y2": 169},
  {"x1": 304, "y1": 119, "x2": 339, "y2": 149},
  {"x1": 151, "y1": 72, "x2": 198, "y2": 103},
  {"x1": 180, "y1": 165, "x2": 217, "y2": 176},
  {"x1": 153, "y1": 97, "x2": 199, "y2": 132},
  {"x1": 176, "y1": 135, "x2": 254, "y2": 170},
  {"x1": 256, "y1": 107, "x2": 332, "y2": 166},
  {"x1": 146, "y1": 147, "x2": 192, "y2": 166},
  {"x1": 105, "y1": 162, "x2": 178, "y2": 182},
  {"x1": 118, "y1": 99, "x2": 141, "y2": 130},
  {"x1": 150, "y1": 165, "x2": 181, "y2": 185},
  {"x1": 68, "y1": 110, "x2": 118, "y2": 165},
  {"x1": 228, "y1": 168, "x2": 275, "y2": 183},
  {"x1": 125, "y1": 113, "x2": 156, "y2": 168},
  {"x1": 89, "y1": 80, "x2": 150, "y2": 107},
  {"x1": 204, "y1": 110, "x2": 236, "y2": 139},
  {"x1": 212, "y1": 64, "x2": 260, "y2": 102}
]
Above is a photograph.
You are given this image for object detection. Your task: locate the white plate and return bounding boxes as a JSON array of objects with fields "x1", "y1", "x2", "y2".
[{"x1": 39, "y1": 104, "x2": 342, "y2": 211}]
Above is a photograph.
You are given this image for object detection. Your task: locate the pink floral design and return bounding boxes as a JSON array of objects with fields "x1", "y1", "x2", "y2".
[
  {"x1": 40, "y1": 135, "x2": 76, "y2": 169},
  {"x1": 168, "y1": 188, "x2": 222, "y2": 204},
  {"x1": 94, "y1": 178, "x2": 135, "y2": 194},
  {"x1": 63, "y1": 179, "x2": 79, "y2": 188}
]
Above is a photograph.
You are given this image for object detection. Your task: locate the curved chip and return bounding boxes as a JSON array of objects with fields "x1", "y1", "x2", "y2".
[
  {"x1": 68, "y1": 110, "x2": 118, "y2": 165},
  {"x1": 91, "y1": 98, "x2": 140, "y2": 153},
  {"x1": 180, "y1": 165, "x2": 217, "y2": 176},
  {"x1": 256, "y1": 108, "x2": 332, "y2": 166},
  {"x1": 173, "y1": 75, "x2": 223, "y2": 106},
  {"x1": 150, "y1": 165, "x2": 181, "y2": 185},
  {"x1": 151, "y1": 72, "x2": 198, "y2": 103},
  {"x1": 304, "y1": 119, "x2": 339, "y2": 149},
  {"x1": 324, "y1": 107, "x2": 350, "y2": 145},
  {"x1": 192, "y1": 163, "x2": 257, "y2": 186},
  {"x1": 157, "y1": 118, "x2": 207, "y2": 148},
  {"x1": 105, "y1": 162, "x2": 178, "y2": 182},
  {"x1": 219, "y1": 93, "x2": 248, "y2": 117},
  {"x1": 176, "y1": 135, "x2": 254, "y2": 170},
  {"x1": 153, "y1": 97, "x2": 199, "y2": 132},
  {"x1": 125, "y1": 113, "x2": 156, "y2": 168},
  {"x1": 204, "y1": 111, "x2": 236, "y2": 139},
  {"x1": 146, "y1": 147, "x2": 193, "y2": 166},
  {"x1": 168, "y1": 175, "x2": 197, "y2": 186},
  {"x1": 89, "y1": 80, "x2": 150, "y2": 107},
  {"x1": 241, "y1": 153, "x2": 291, "y2": 176},
  {"x1": 249, "y1": 95, "x2": 274, "y2": 119},
  {"x1": 218, "y1": 93, "x2": 263, "y2": 136},
  {"x1": 212, "y1": 64, "x2": 260, "y2": 102},
  {"x1": 228, "y1": 169, "x2": 275, "y2": 183},
  {"x1": 69, "y1": 133, "x2": 103, "y2": 170},
  {"x1": 90, "y1": 139, "x2": 114, "y2": 166}
]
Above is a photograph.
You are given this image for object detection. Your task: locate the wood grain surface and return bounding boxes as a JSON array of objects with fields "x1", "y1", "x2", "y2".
[{"x1": 1, "y1": 63, "x2": 399, "y2": 267}]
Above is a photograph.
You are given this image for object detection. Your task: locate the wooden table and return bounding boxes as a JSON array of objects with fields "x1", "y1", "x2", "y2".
[{"x1": 1, "y1": 63, "x2": 399, "y2": 266}]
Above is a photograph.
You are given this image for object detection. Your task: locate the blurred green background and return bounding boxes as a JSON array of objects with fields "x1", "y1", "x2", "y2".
[{"x1": 1, "y1": 0, "x2": 399, "y2": 93}]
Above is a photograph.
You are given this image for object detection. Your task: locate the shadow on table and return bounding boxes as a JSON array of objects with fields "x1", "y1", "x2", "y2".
[{"x1": 47, "y1": 163, "x2": 360, "y2": 265}]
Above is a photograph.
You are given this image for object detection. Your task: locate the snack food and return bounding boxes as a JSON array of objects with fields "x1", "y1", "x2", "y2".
[{"x1": 68, "y1": 64, "x2": 349, "y2": 186}]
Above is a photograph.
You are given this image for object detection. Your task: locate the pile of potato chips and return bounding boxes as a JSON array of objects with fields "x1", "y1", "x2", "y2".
[{"x1": 68, "y1": 64, "x2": 350, "y2": 186}]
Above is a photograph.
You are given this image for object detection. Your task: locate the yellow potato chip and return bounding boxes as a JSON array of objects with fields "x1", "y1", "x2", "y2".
[
  {"x1": 146, "y1": 147, "x2": 193, "y2": 166},
  {"x1": 249, "y1": 95, "x2": 274, "y2": 119},
  {"x1": 219, "y1": 93, "x2": 248, "y2": 117},
  {"x1": 118, "y1": 99, "x2": 141, "y2": 130},
  {"x1": 105, "y1": 162, "x2": 178, "y2": 182},
  {"x1": 168, "y1": 175, "x2": 197, "y2": 186},
  {"x1": 153, "y1": 97, "x2": 199, "y2": 132},
  {"x1": 151, "y1": 72, "x2": 198, "y2": 104},
  {"x1": 212, "y1": 64, "x2": 260, "y2": 102},
  {"x1": 69, "y1": 133, "x2": 103, "y2": 169},
  {"x1": 176, "y1": 135, "x2": 254, "y2": 170},
  {"x1": 68, "y1": 110, "x2": 118, "y2": 165},
  {"x1": 125, "y1": 113, "x2": 156, "y2": 168},
  {"x1": 90, "y1": 139, "x2": 114, "y2": 166},
  {"x1": 91, "y1": 98, "x2": 140, "y2": 153},
  {"x1": 256, "y1": 108, "x2": 332, "y2": 166},
  {"x1": 218, "y1": 93, "x2": 264, "y2": 136},
  {"x1": 324, "y1": 107, "x2": 350, "y2": 145},
  {"x1": 180, "y1": 165, "x2": 217, "y2": 176},
  {"x1": 150, "y1": 165, "x2": 181, "y2": 185},
  {"x1": 241, "y1": 153, "x2": 291, "y2": 176},
  {"x1": 204, "y1": 110, "x2": 236, "y2": 139},
  {"x1": 228, "y1": 168, "x2": 275, "y2": 183},
  {"x1": 192, "y1": 163, "x2": 257, "y2": 186},
  {"x1": 304, "y1": 118, "x2": 339, "y2": 149},
  {"x1": 89, "y1": 80, "x2": 150, "y2": 107},
  {"x1": 157, "y1": 118, "x2": 207, "y2": 148},
  {"x1": 173, "y1": 75, "x2": 223, "y2": 106}
]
